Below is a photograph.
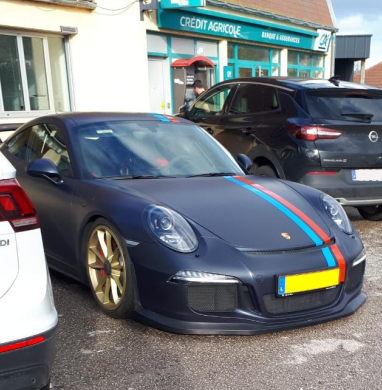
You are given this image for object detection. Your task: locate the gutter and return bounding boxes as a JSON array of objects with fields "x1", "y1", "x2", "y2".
[{"x1": 206, "y1": 0, "x2": 339, "y2": 33}]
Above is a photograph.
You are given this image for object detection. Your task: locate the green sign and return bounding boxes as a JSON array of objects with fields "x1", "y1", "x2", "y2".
[
  {"x1": 158, "y1": 9, "x2": 316, "y2": 50},
  {"x1": 224, "y1": 66, "x2": 234, "y2": 81},
  {"x1": 160, "y1": 0, "x2": 206, "y2": 9}
]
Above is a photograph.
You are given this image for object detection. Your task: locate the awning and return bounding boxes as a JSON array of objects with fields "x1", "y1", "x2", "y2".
[{"x1": 171, "y1": 56, "x2": 215, "y2": 68}]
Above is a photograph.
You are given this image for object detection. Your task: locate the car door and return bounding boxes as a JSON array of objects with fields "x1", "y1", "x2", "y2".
[
  {"x1": 2, "y1": 122, "x2": 79, "y2": 276},
  {"x1": 218, "y1": 83, "x2": 287, "y2": 158},
  {"x1": 187, "y1": 83, "x2": 238, "y2": 137}
]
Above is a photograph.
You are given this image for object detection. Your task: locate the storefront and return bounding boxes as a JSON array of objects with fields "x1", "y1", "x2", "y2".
[{"x1": 145, "y1": 2, "x2": 335, "y2": 114}]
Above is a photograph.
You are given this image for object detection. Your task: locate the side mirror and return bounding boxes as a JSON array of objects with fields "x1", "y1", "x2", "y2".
[
  {"x1": 27, "y1": 158, "x2": 63, "y2": 185},
  {"x1": 237, "y1": 154, "x2": 253, "y2": 172}
]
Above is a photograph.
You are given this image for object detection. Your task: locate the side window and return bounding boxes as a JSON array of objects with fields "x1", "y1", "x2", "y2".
[
  {"x1": 28, "y1": 123, "x2": 73, "y2": 178},
  {"x1": 229, "y1": 85, "x2": 279, "y2": 115},
  {"x1": 6, "y1": 128, "x2": 33, "y2": 161},
  {"x1": 190, "y1": 85, "x2": 234, "y2": 118}
]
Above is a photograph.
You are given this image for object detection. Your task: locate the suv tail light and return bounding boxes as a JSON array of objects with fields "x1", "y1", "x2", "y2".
[
  {"x1": 287, "y1": 124, "x2": 343, "y2": 141},
  {"x1": 0, "y1": 179, "x2": 39, "y2": 232}
]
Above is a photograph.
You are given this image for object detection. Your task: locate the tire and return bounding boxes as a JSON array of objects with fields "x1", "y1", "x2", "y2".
[
  {"x1": 254, "y1": 165, "x2": 278, "y2": 178},
  {"x1": 357, "y1": 205, "x2": 382, "y2": 221},
  {"x1": 85, "y1": 218, "x2": 134, "y2": 319},
  {"x1": 40, "y1": 381, "x2": 51, "y2": 390}
]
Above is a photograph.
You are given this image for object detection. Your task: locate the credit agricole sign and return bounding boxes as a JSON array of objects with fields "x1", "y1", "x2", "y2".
[{"x1": 158, "y1": 8, "x2": 323, "y2": 51}]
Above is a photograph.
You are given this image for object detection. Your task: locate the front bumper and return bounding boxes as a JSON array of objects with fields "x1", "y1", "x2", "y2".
[
  {"x1": 0, "y1": 325, "x2": 57, "y2": 390},
  {"x1": 299, "y1": 169, "x2": 382, "y2": 206},
  {"x1": 129, "y1": 234, "x2": 367, "y2": 335}
]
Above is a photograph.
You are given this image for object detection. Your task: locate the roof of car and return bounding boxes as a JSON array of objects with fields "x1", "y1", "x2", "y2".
[
  {"x1": 217, "y1": 77, "x2": 382, "y2": 91},
  {"x1": 40, "y1": 112, "x2": 191, "y2": 127}
]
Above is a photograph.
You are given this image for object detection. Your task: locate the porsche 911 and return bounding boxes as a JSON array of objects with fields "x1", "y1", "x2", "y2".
[{"x1": 0, "y1": 113, "x2": 366, "y2": 334}]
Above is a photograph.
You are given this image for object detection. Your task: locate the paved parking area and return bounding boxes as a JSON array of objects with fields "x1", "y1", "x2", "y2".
[{"x1": 50, "y1": 208, "x2": 382, "y2": 390}]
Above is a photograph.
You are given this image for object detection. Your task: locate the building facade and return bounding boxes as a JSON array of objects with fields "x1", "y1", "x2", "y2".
[
  {"x1": 0, "y1": 0, "x2": 337, "y2": 125},
  {"x1": 0, "y1": 0, "x2": 150, "y2": 125}
]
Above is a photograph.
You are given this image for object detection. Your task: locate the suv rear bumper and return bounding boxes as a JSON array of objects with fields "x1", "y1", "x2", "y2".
[
  {"x1": 300, "y1": 170, "x2": 382, "y2": 206},
  {"x1": 0, "y1": 326, "x2": 57, "y2": 390}
]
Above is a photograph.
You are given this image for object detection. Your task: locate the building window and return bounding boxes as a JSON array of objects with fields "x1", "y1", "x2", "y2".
[
  {"x1": 228, "y1": 43, "x2": 280, "y2": 77},
  {"x1": 0, "y1": 31, "x2": 71, "y2": 116},
  {"x1": 287, "y1": 51, "x2": 325, "y2": 78}
]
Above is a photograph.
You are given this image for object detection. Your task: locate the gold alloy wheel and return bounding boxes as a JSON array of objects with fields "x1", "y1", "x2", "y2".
[{"x1": 87, "y1": 226, "x2": 126, "y2": 310}]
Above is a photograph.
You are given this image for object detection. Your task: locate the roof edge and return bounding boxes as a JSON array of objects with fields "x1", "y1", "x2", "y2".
[{"x1": 206, "y1": 0, "x2": 339, "y2": 32}]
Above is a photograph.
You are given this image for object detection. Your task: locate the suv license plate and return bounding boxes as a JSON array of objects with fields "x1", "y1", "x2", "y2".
[
  {"x1": 352, "y1": 169, "x2": 382, "y2": 181},
  {"x1": 278, "y1": 268, "x2": 340, "y2": 296}
]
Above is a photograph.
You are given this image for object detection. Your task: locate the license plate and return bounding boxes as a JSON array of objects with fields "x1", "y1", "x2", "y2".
[
  {"x1": 352, "y1": 169, "x2": 382, "y2": 181},
  {"x1": 278, "y1": 268, "x2": 340, "y2": 296}
]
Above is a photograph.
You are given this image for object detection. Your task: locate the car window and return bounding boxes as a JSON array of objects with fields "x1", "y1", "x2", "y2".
[
  {"x1": 27, "y1": 123, "x2": 73, "y2": 177},
  {"x1": 6, "y1": 128, "x2": 32, "y2": 161},
  {"x1": 305, "y1": 91, "x2": 382, "y2": 122},
  {"x1": 73, "y1": 120, "x2": 242, "y2": 179},
  {"x1": 189, "y1": 85, "x2": 234, "y2": 119},
  {"x1": 229, "y1": 84, "x2": 279, "y2": 115}
]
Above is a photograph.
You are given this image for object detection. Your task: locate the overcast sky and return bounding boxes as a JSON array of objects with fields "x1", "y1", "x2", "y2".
[{"x1": 331, "y1": 0, "x2": 382, "y2": 68}]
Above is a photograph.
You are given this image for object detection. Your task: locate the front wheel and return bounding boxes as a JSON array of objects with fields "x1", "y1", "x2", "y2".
[
  {"x1": 357, "y1": 205, "x2": 382, "y2": 221},
  {"x1": 85, "y1": 218, "x2": 134, "y2": 318},
  {"x1": 253, "y1": 164, "x2": 278, "y2": 178}
]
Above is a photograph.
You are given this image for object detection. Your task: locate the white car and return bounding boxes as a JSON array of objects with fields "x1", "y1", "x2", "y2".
[{"x1": 0, "y1": 152, "x2": 57, "y2": 390}]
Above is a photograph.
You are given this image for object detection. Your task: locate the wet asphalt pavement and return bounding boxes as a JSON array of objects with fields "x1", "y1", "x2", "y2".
[{"x1": 50, "y1": 208, "x2": 382, "y2": 390}]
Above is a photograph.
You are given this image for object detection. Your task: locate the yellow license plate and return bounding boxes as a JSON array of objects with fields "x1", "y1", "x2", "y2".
[{"x1": 278, "y1": 268, "x2": 340, "y2": 296}]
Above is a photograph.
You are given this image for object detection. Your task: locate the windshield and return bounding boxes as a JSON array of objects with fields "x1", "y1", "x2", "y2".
[
  {"x1": 73, "y1": 120, "x2": 243, "y2": 179},
  {"x1": 305, "y1": 91, "x2": 382, "y2": 122}
]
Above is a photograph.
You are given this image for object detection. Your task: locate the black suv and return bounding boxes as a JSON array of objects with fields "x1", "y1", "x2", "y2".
[{"x1": 179, "y1": 77, "x2": 382, "y2": 221}]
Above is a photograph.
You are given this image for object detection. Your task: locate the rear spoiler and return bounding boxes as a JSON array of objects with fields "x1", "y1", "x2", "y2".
[{"x1": 0, "y1": 123, "x2": 22, "y2": 143}]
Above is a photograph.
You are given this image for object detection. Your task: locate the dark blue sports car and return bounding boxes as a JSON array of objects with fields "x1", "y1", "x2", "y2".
[{"x1": 0, "y1": 113, "x2": 366, "y2": 334}]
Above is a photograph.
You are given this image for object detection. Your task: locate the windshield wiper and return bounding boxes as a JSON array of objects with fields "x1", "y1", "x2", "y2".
[
  {"x1": 101, "y1": 175, "x2": 177, "y2": 180},
  {"x1": 186, "y1": 172, "x2": 237, "y2": 178},
  {"x1": 341, "y1": 113, "x2": 374, "y2": 122}
]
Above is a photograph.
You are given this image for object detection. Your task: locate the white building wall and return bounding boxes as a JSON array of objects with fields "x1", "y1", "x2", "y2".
[{"x1": 0, "y1": 0, "x2": 150, "y2": 123}]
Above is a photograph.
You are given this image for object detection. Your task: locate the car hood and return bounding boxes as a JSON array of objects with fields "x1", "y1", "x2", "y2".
[{"x1": 109, "y1": 175, "x2": 331, "y2": 250}]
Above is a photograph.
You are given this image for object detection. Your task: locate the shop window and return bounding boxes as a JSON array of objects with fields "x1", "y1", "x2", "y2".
[
  {"x1": 171, "y1": 37, "x2": 194, "y2": 55},
  {"x1": 313, "y1": 55, "x2": 324, "y2": 68},
  {"x1": 196, "y1": 41, "x2": 217, "y2": 57},
  {"x1": 228, "y1": 43, "x2": 280, "y2": 78},
  {"x1": 238, "y1": 46, "x2": 268, "y2": 62},
  {"x1": 288, "y1": 52, "x2": 298, "y2": 65},
  {"x1": 299, "y1": 53, "x2": 311, "y2": 67},
  {"x1": 228, "y1": 44, "x2": 234, "y2": 59},
  {"x1": 288, "y1": 68, "x2": 298, "y2": 77},
  {"x1": 272, "y1": 51, "x2": 280, "y2": 64},
  {"x1": 147, "y1": 34, "x2": 168, "y2": 55},
  {"x1": 0, "y1": 32, "x2": 72, "y2": 116},
  {"x1": 287, "y1": 51, "x2": 325, "y2": 79}
]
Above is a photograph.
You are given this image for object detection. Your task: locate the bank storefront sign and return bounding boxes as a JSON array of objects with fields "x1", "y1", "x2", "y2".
[{"x1": 158, "y1": 8, "x2": 319, "y2": 50}]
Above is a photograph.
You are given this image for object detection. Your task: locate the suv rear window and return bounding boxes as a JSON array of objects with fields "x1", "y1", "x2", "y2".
[{"x1": 305, "y1": 91, "x2": 382, "y2": 122}]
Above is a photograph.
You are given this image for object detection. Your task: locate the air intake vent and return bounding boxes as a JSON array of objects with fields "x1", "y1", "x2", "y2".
[
  {"x1": 263, "y1": 286, "x2": 340, "y2": 315},
  {"x1": 188, "y1": 283, "x2": 238, "y2": 313},
  {"x1": 60, "y1": 26, "x2": 78, "y2": 35}
]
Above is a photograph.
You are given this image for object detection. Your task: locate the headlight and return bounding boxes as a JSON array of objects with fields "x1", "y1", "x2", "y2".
[
  {"x1": 321, "y1": 194, "x2": 352, "y2": 234},
  {"x1": 146, "y1": 205, "x2": 198, "y2": 253}
]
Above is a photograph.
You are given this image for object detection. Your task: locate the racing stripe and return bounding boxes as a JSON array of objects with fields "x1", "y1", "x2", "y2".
[
  {"x1": 152, "y1": 114, "x2": 170, "y2": 122},
  {"x1": 225, "y1": 176, "x2": 323, "y2": 246},
  {"x1": 330, "y1": 244, "x2": 346, "y2": 282},
  {"x1": 226, "y1": 176, "x2": 346, "y2": 278}
]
